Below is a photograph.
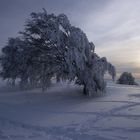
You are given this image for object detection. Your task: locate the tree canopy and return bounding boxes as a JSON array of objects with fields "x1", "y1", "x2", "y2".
[{"x1": 0, "y1": 9, "x2": 116, "y2": 96}]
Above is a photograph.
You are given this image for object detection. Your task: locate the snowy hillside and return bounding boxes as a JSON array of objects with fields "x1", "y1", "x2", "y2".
[{"x1": 0, "y1": 81, "x2": 140, "y2": 140}]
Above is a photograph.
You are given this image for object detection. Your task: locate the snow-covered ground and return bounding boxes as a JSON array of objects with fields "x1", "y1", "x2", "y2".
[{"x1": 0, "y1": 81, "x2": 140, "y2": 140}]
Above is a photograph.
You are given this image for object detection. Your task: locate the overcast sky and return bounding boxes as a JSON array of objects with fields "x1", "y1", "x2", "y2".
[{"x1": 0, "y1": 0, "x2": 140, "y2": 77}]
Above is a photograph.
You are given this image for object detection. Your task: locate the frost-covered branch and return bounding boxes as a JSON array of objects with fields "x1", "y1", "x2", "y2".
[{"x1": 0, "y1": 10, "x2": 116, "y2": 96}]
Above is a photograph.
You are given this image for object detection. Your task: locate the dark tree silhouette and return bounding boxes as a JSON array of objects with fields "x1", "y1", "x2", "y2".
[
  {"x1": 0, "y1": 10, "x2": 116, "y2": 96},
  {"x1": 117, "y1": 72, "x2": 138, "y2": 85}
]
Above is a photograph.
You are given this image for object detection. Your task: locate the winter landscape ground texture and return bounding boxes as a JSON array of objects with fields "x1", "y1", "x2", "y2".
[{"x1": 0, "y1": 80, "x2": 140, "y2": 140}]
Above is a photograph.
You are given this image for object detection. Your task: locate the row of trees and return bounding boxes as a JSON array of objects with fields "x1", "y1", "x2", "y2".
[{"x1": 0, "y1": 9, "x2": 116, "y2": 96}]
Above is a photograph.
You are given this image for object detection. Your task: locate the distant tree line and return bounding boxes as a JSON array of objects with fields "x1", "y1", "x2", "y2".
[{"x1": 0, "y1": 9, "x2": 116, "y2": 96}]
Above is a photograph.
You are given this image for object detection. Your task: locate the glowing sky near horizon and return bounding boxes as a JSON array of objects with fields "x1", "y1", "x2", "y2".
[{"x1": 0, "y1": 0, "x2": 140, "y2": 77}]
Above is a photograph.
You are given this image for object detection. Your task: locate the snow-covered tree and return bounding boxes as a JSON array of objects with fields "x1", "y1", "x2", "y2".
[
  {"x1": 0, "y1": 38, "x2": 25, "y2": 86},
  {"x1": 117, "y1": 72, "x2": 138, "y2": 85},
  {"x1": 0, "y1": 10, "x2": 116, "y2": 96}
]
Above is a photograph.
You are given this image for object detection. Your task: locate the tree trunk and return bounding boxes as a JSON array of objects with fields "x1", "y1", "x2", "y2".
[{"x1": 83, "y1": 84, "x2": 90, "y2": 96}]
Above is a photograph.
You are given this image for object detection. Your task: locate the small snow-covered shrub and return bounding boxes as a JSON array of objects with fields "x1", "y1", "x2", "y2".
[{"x1": 117, "y1": 72, "x2": 138, "y2": 85}]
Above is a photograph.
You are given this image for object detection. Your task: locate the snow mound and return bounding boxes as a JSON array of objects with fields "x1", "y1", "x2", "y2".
[{"x1": 0, "y1": 81, "x2": 140, "y2": 140}]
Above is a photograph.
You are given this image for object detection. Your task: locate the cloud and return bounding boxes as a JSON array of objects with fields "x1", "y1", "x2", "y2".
[
  {"x1": 0, "y1": 0, "x2": 109, "y2": 47},
  {"x1": 0, "y1": 0, "x2": 140, "y2": 77},
  {"x1": 82, "y1": 0, "x2": 140, "y2": 43},
  {"x1": 79, "y1": 0, "x2": 140, "y2": 76}
]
